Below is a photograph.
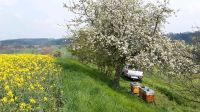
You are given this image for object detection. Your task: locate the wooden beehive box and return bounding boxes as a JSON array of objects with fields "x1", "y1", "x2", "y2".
[
  {"x1": 139, "y1": 86, "x2": 155, "y2": 103},
  {"x1": 130, "y1": 82, "x2": 141, "y2": 95},
  {"x1": 145, "y1": 95, "x2": 154, "y2": 102},
  {"x1": 139, "y1": 86, "x2": 147, "y2": 98}
]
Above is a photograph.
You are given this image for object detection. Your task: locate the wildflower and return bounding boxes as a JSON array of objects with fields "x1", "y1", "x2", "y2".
[
  {"x1": 7, "y1": 90, "x2": 14, "y2": 98},
  {"x1": 29, "y1": 84, "x2": 35, "y2": 90},
  {"x1": 29, "y1": 98, "x2": 36, "y2": 104},
  {"x1": 39, "y1": 87, "x2": 44, "y2": 91},
  {"x1": 27, "y1": 104, "x2": 32, "y2": 110},
  {"x1": 4, "y1": 85, "x2": 10, "y2": 91},
  {"x1": 15, "y1": 96, "x2": 18, "y2": 100},
  {"x1": 20, "y1": 102, "x2": 26, "y2": 109},
  {"x1": 43, "y1": 97, "x2": 48, "y2": 102},
  {"x1": 10, "y1": 98, "x2": 15, "y2": 103},
  {"x1": 27, "y1": 76, "x2": 31, "y2": 79},
  {"x1": 1, "y1": 97, "x2": 8, "y2": 104}
]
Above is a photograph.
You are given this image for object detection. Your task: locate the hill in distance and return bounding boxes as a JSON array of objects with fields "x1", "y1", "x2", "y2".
[
  {"x1": 1, "y1": 31, "x2": 199, "y2": 46},
  {"x1": 168, "y1": 31, "x2": 200, "y2": 43},
  {"x1": 0, "y1": 38, "x2": 70, "y2": 46}
]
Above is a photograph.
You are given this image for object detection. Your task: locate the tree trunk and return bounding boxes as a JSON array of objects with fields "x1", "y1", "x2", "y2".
[{"x1": 113, "y1": 65, "x2": 121, "y2": 88}]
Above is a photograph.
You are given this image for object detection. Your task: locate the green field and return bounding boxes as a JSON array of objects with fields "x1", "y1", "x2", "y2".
[{"x1": 57, "y1": 58, "x2": 200, "y2": 112}]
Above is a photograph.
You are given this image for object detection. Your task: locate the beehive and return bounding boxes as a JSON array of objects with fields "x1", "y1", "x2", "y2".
[
  {"x1": 144, "y1": 89, "x2": 154, "y2": 103},
  {"x1": 130, "y1": 82, "x2": 141, "y2": 95},
  {"x1": 139, "y1": 86, "x2": 148, "y2": 98},
  {"x1": 139, "y1": 86, "x2": 155, "y2": 103}
]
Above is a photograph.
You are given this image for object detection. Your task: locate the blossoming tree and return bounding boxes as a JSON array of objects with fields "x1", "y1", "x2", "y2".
[{"x1": 65, "y1": 0, "x2": 199, "y2": 90}]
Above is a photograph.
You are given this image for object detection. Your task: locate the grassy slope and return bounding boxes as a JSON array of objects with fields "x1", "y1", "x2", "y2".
[{"x1": 57, "y1": 58, "x2": 199, "y2": 112}]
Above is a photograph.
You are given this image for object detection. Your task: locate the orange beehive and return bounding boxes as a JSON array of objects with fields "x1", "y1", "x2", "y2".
[
  {"x1": 139, "y1": 86, "x2": 155, "y2": 103},
  {"x1": 145, "y1": 93, "x2": 154, "y2": 103},
  {"x1": 130, "y1": 82, "x2": 141, "y2": 95}
]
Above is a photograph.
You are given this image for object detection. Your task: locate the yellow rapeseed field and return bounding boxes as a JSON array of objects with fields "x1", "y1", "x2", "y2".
[{"x1": 0, "y1": 54, "x2": 62, "y2": 112}]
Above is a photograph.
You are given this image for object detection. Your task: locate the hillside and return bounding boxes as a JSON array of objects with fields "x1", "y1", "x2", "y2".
[
  {"x1": 0, "y1": 38, "x2": 69, "y2": 45},
  {"x1": 57, "y1": 58, "x2": 199, "y2": 112}
]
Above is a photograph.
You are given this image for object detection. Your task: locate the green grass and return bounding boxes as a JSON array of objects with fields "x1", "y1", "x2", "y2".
[{"x1": 56, "y1": 58, "x2": 200, "y2": 112}]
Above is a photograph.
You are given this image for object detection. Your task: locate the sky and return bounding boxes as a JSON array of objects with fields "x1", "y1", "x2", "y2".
[
  {"x1": 0, "y1": 0, "x2": 200, "y2": 40},
  {"x1": 165, "y1": 0, "x2": 200, "y2": 33}
]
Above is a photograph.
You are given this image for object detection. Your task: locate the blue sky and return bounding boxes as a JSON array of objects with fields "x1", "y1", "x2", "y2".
[{"x1": 0, "y1": 0, "x2": 200, "y2": 40}]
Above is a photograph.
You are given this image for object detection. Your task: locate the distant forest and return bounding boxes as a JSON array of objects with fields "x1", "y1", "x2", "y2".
[
  {"x1": 0, "y1": 38, "x2": 69, "y2": 45},
  {"x1": 168, "y1": 31, "x2": 200, "y2": 43}
]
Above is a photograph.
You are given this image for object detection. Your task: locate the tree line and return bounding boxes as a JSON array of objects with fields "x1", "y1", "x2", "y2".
[{"x1": 168, "y1": 31, "x2": 200, "y2": 43}]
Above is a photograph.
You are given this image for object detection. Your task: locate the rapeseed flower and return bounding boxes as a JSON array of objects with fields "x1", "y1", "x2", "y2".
[
  {"x1": 29, "y1": 98, "x2": 36, "y2": 104},
  {"x1": 20, "y1": 102, "x2": 26, "y2": 109},
  {"x1": 43, "y1": 97, "x2": 48, "y2": 102},
  {"x1": 1, "y1": 97, "x2": 8, "y2": 104},
  {"x1": 7, "y1": 90, "x2": 14, "y2": 98},
  {"x1": 0, "y1": 54, "x2": 62, "y2": 111}
]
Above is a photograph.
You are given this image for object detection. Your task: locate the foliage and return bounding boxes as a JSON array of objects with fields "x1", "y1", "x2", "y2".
[
  {"x1": 0, "y1": 54, "x2": 62, "y2": 111},
  {"x1": 53, "y1": 50, "x2": 63, "y2": 57},
  {"x1": 68, "y1": 29, "x2": 96, "y2": 63}
]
